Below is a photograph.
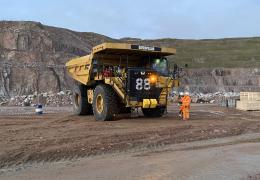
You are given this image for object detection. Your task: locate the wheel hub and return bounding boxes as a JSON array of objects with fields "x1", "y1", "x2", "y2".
[{"x1": 96, "y1": 94, "x2": 104, "y2": 113}]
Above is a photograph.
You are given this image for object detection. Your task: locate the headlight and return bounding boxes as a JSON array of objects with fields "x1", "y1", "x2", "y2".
[{"x1": 149, "y1": 74, "x2": 157, "y2": 84}]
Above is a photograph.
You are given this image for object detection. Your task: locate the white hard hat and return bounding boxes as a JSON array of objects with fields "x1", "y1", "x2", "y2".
[
  {"x1": 179, "y1": 92, "x2": 184, "y2": 96},
  {"x1": 184, "y1": 92, "x2": 190, "y2": 95}
]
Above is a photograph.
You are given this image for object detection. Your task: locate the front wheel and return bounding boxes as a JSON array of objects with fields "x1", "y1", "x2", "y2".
[
  {"x1": 92, "y1": 84, "x2": 119, "y2": 121},
  {"x1": 142, "y1": 106, "x2": 165, "y2": 118}
]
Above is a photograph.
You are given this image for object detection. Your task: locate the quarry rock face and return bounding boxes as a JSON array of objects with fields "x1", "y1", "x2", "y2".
[
  {"x1": 182, "y1": 68, "x2": 260, "y2": 93},
  {"x1": 0, "y1": 21, "x2": 114, "y2": 98},
  {"x1": 0, "y1": 21, "x2": 259, "y2": 102}
]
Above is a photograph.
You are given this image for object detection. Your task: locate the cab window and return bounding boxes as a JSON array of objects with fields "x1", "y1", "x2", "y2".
[{"x1": 151, "y1": 58, "x2": 169, "y2": 76}]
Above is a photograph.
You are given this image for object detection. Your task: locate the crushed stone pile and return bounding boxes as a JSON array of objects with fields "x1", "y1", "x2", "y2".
[
  {"x1": 1, "y1": 90, "x2": 73, "y2": 107},
  {"x1": 170, "y1": 91, "x2": 240, "y2": 104},
  {"x1": 0, "y1": 96, "x2": 9, "y2": 106},
  {"x1": 190, "y1": 92, "x2": 240, "y2": 104},
  {"x1": 1, "y1": 90, "x2": 240, "y2": 107}
]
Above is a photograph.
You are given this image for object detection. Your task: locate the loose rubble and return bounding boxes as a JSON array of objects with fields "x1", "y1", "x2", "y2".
[
  {"x1": 0, "y1": 96, "x2": 9, "y2": 106},
  {"x1": 1, "y1": 91, "x2": 241, "y2": 107},
  {"x1": 189, "y1": 92, "x2": 240, "y2": 104},
  {"x1": 2, "y1": 90, "x2": 73, "y2": 107},
  {"x1": 170, "y1": 91, "x2": 240, "y2": 105}
]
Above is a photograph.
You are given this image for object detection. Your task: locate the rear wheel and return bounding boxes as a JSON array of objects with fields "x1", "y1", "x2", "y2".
[
  {"x1": 142, "y1": 106, "x2": 165, "y2": 118},
  {"x1": 93, "y1": 84, "x2": 119, "y2": 121},
  {"x1": 73, "y1": 84, "x2": 92, "y2": 115}
]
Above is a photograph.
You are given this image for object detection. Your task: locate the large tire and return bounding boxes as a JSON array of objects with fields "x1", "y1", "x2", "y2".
[
  {"x1": 142, "y1": 106, "x2": 165, "y2": 118},
  {"x1": 93, "y1": 84, "x2": 119, "y2": 121},
  {"x1": 73, "y1": 84, "x2": 92, "y2": 115}
]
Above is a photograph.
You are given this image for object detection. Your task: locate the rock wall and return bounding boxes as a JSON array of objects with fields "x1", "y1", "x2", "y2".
[
  {"x1": 181, "y1": 68, "x2": 260, "y2": 93},
  {"x1": 0, "y1": 21, "x2": 114, "y2": 98}
]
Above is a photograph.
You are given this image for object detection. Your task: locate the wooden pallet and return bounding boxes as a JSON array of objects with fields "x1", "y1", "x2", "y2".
[
  {"x1": 236, "y1": 92, "x2": 260, "y2": 111},
  {"x1": 240, "y1": 92, "x2": 260, "y2": 101},
  {"x1": 236, "y1": 100, "x2": 260, "y2": 111}
]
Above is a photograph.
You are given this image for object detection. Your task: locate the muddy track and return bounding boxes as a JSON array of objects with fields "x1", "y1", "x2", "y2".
[{"x1": 0, "y1": 104, "x2": 260, "y2": 168}]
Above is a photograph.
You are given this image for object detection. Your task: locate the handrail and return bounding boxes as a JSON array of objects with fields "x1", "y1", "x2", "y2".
[{"x1": 110, "y1": 77, "x2": 125, "y2": 101}]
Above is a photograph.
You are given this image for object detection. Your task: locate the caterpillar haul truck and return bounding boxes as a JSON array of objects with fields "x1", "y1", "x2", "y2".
[{"x1": 66, "y1": 43, "x2": 179, "y2": 121}]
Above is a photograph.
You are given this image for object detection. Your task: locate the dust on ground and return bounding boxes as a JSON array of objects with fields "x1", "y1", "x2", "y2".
[
  {"x1": 0, "y1": 104, "x2": 259, "y2": 168},
  {"x1": 1, "y1": 134, "x2": 260, "y2": 180}
]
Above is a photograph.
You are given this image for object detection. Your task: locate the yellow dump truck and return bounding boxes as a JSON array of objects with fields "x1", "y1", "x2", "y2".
[{"x1": 66, "y1": 43, "x2": 179, "y2": 121}]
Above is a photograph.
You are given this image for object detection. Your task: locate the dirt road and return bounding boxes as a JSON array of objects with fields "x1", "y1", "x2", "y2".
[
  {"x1": 0, "y1": 104, "x2": 260, "y2": 178},
  {"x1": 1, "y1": 134, "x2": 260, "y2": 180}
]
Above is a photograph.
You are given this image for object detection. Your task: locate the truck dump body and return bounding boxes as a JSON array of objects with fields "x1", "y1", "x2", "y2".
[
  {"x1": 66, "y1": 55, "x2": 92, "y2": 85},
  {"x1": 66, "y1": 43, "x2": 176, "y2": 85}
]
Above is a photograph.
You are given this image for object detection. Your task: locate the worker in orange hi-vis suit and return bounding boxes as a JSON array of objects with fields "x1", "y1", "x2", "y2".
[{"x1": 181, "y1": 92, "x2": 191, "y2": 120}]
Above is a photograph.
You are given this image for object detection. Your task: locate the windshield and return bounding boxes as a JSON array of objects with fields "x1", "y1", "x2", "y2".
[{"x1": 151, "y1": 58, "x2": 169, "y2": 76}]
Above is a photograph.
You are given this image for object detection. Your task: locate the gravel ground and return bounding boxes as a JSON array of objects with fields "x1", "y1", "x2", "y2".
[{"x1": 0, "y1": 104, "x2": 259, "y2": 169}]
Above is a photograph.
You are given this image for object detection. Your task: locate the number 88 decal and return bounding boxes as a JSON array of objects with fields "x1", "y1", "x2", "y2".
[{"x1": 136, "y1": 78, "x2": 150, "y2": 90}]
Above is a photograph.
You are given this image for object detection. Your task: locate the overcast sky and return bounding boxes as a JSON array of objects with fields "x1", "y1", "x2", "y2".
[{"x1": 0, "y1": 0, "x2": 260, "y2": 39}]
